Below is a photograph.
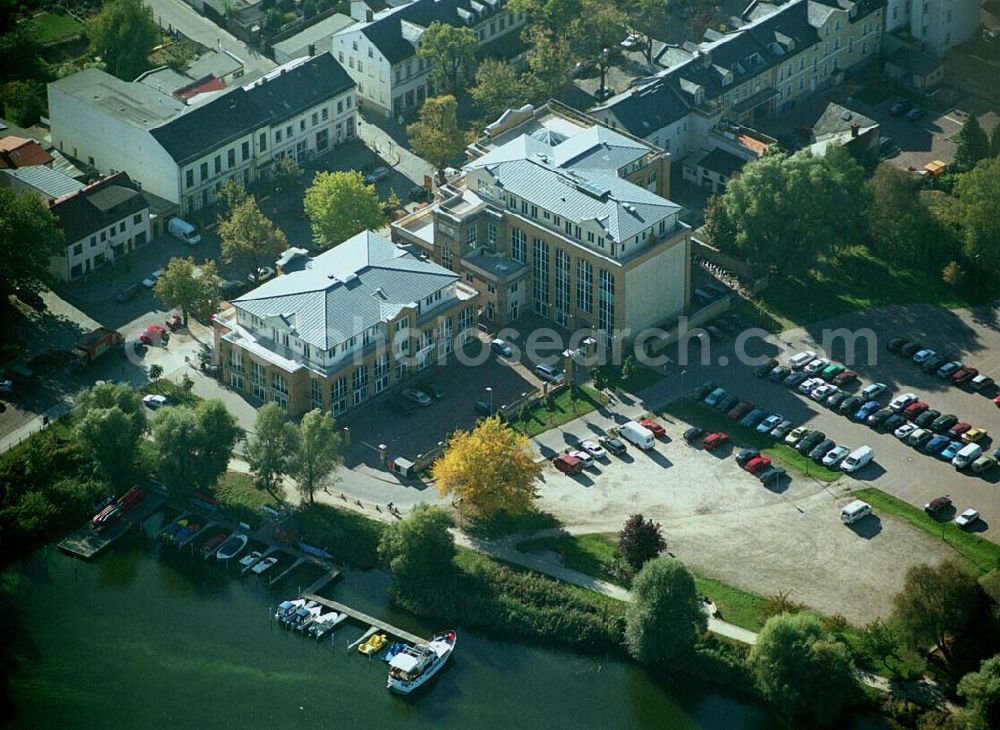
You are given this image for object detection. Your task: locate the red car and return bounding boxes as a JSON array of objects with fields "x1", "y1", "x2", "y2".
[
  {"x1": 702, "y1": 432, "x2": 730, "y2": 450},
  {"x1": 744, "y1": 455, "x2": 772, "y2": 474},
  {"x1": 903, "y1": 401, "x2": 929, "y2": 421},
  {"x1": 639, "y1": 418, "x2": 666, "y2": 437},
  {"x1": 952, "y1": 367, "x2": 978, "y2": 385},
  {"x1": 994, "y1": 395, "x2": 1000, "y2": 408},
  {"x1": 946, "y1": 422, "x2": 972, "y2": 439},
  {"x1": 139, "y1": 324, "x2": 169, "y2": 345},
  {"x1": 832, "y1": 370, "x2": 858, "y2": 387},
  {"x1": 727, "y1": 401, "x2": 754, "y2": 420},
  {"x1": 552, "y1": 453, "x2": 583, "y2": 475}
]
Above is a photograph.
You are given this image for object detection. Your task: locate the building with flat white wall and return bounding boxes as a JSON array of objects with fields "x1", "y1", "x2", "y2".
[
  {"x1": 885, "y1": 0, "x2": 980, "y2": 57},
  {"x1": 48, "y1": 53, "x2": 357, "y2": 216}
]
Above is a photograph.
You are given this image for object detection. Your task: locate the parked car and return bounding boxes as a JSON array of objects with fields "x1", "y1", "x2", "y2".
[
  {"x1": 716, "y1": 394, "x2": 739, "y2": 414},
  {"x1": 861, "y1": 382, "x2": 888, "y2": 400},
  {"x1": 930, "y1": 414, "x2": 959, "y2": 433},
  {"x1": 364, "y1": 166, "x2": 390, "y2": 184},
  {"x1": 704, "y1": 387, "x2": 728, "y2": 406},
  {"x1": 639, "y1": 418, "x2": 666, "y2": 437},
  {"x1": 952, "y1": 367, "x2": 979, "y2": 385},
  {"x1": 822, "y1": 445, "x2": 851, "y2": 468},
  {"x1": 579, "y1": 440, "x2": 607, "y2": 459},
  {"x1": 809, "y1": 438, "x2": 836, "y2": 461},
  {"x1": 534, "y1": 363, "x2": 565, "y2": 384},
  {"x1": 962, "y1": 427, "x2": 988, "y2": 444},
  {"x1": 906, "y1": 107, "x2": 924, "y2": 122},
  {"x1": 553, "y1": 453, "x2": 583, "y2": 475},
  {"x1": 868, "y1": 409, "x2": 894, "y2": 430},
  {"x1": 797, "y1": 431, "x2": 826, "y2": 454},
  {"x1": 810, "y1": 384, "x2": 838, "y2": 402},
  {"x1": 142, "y1": 270, "x2": 164, "y2": 288},
  {"x1": 955, "y1": 509, "x2": 980, "y2": 530},
  {"x1": 803, "y1": 358, "x2": 831, "y2": 376},
  {"x1": 735, "y1": 448, "x2": 761, "y2": 466},
  {"x1": 744, "y1": 455, "x2": 772, "y2": 474},
  {"x1": 569, "y1": 449, "x2": 594, "y2": 468},
  {"x1": 598, "y1": 435, "x2": 628, "y2": 456},
  {"x1": 757, "y1": 414, "x2": 783, "y2": 434},
  {"x1": 946, "y1": 422, "x2": 972, "y2": 439},
  {"x1": 906, "y1": 428, "x2": 933, "y2": 449},
  {"x1": 770, "y1": 420, "x2": 794, "y2": 439},
  {"x1": 839, "y1": 396, "x2": 864, "y2": 416},
  {"x1": 490, "y1": 339, "x2": 514, "y2": 358},
  {"x1": 142, "y1": 394, "x2": 168, "y2": 409},
  {"x1": 923, "y1": 435, "x2": 951, "y2": 456},
  {"x1": 768, "y1": 366, "x2": 791, "y2": 382},
  {"x1": 753, "y1": 359, "x2": 779, "y2": 377},
  {"x1": 682, "y1": 427, "x2": 706, "y2": 444},
  {"x1": 728, "y1": 400, "x2": 754, "y2": 420},
  {"x1": 247, "y1": 266, "x2": 275, "y2": 284},
  {"x1": 889, "y1": 392, "x2": 919, "y2": 412},
  {"x1": 826, "y1": 391, "x2": 850, "y2": 410},
  {"x1": 571, "y1": 59, "x2": 595, "y2": 77},
  {"x1": 920, "y1": 355, "x2": 948, "y2": 373},
  {"x1": 940, "y1": 441, "x2": 965, "y2": 461},
  {"x1": 820, "y1": 363, "x2": 845, "y2": 382},
  {"x1": 889, "y1": 101, "x2": 911, "y2": 116},
  {"x1": 740, "y1": 408, "x2": 768, "y2": 428},
  {"x1": 854, "y1": 400, "x2": 881, "y2": 422},
  {"x1": 899, "y1": 342, "x2": 922, "y2": 358},
  {"x1": 972, "y1": 456, "x2": 998, "y2": 474},
  {"x1": 702, "y1": 432, "x2": 730, "y2": 450},
  {"x1": 115, "y1": 284, "x2": 142, "y2": 303},
  {"x1": 937, "y1": 361, "x2": 963, "y2": 379},
  {"x1": 903, "y1": 401, "x2": 930, "y2": 420},
  {"x1": 970, "y1": 375, "x2": 994, "y2": 392},
  {"x1": 924, "y1": 496, "x2": 952, "y2": 518},
  {"x1": 691, "y1": 381, "x2": 716, "y2": 400},
  {"x1": 402, "y1": 388, "x2": 432, "y2": 406},
  {"x1": 832, "y1": 370, "x2": 858, "y2": 387},
  {"x1": 914, "y1": 409, "x2": 942, "y2": 428},
  {"x1": 886, "y1": 337, "x2": 908, "y2": 352},
  {"x1": 783, "y1": 371, "x2": 809, "y2": 388},
  {"x1": 798, "y1": 377, "x2": 825, "y2": 395},
  {"x1": 788, "y1": 351, "x2": 816, "y2": 370},
  {"x1": 759, "y1": 466, "x2": 788, "y2": 486},
  {"x1": 894, "y1": 423, "x2": 918, "y2": 440},
  {"x1": 912, "y1": 348, "x2": 936, "y2": 365}
]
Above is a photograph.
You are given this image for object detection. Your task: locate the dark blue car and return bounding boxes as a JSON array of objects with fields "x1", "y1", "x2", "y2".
[
  {"x1": 853, "y1": 400, "x2": 881, "y2": 422},
  {"x1": 923, "y1": 435, "x2": 950, "y2": 456}
]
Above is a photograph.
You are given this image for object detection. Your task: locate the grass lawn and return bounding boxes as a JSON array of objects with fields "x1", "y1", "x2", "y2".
[
  {"x1": 515, "y1": 532, "x2": 770, "y2": 633},
  {"x1": 593, "y1": 364, "x2": 664, "y2": 393},
  {"x1": 140, "y1": 379, "x2": 202, "y2": 407},
  {"x1": 751, "y1": 246, "x2": 974, "y2": 331},
  {"x1": 32, "y1": 12, "x2": 83, "y2": 43},
  {"x1": 464, "y1": 508, "x2": 562, "y2": 539},
  {"x1": 290, "y1": 502, "x2": 386, "y2": 568},
  {"x1": 506, "y1": 385, "x2": 608, "y2": 437},
  {"x1": 662, "y1": 399, "x2": 842, "y2": 482},
  {"x1": 853, "y1": 487, "x2": 1000, "y2": 575}
]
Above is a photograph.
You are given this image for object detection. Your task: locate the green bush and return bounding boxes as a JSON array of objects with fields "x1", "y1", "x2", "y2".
[{"x1": 291, "y1": 502, "x2": 385, "y2": 569}]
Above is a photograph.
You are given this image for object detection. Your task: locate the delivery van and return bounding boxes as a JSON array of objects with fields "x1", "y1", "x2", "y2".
[
  {"x1": 619, "y1": 420, "x2": 655, "y2": 450},
  {"x1": 840, "y1": 445, "x2": 874, "y2": 473},
  {"x1": 841, "y1": 499, "x2": 872, "y2": 525},
  {"x1": 168, "y1": 217, "x2": 202, "y2": 245},
  {"x1": 952, "y1": 443, "x2": 983, "y2": 470}
]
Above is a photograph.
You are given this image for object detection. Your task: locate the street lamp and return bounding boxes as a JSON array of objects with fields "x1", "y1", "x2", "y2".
[{"x1": 485, "y1": 386, "x2": 493, "y2": 414}]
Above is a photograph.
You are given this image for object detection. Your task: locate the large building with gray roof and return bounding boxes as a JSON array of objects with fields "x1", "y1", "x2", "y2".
[
  {"x1": 213, "y1": 230, "x2": 479, "y2": 417},
  {"x1": 48, "y1": 52, "x2": 356, "y2": 216},
  {"x1": 393, "y1": 104, "x2": 690, "y2": 341}
]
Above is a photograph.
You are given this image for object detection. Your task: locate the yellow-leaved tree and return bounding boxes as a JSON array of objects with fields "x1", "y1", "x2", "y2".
[{"x1": 432, "y1": 416, "x2": 541, "y2": 518}]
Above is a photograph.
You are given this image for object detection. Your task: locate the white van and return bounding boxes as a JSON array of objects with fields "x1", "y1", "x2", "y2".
[
  {"x1": 619, "y1": 420, "x2": 654, "y2": 450},
  {"x1": 841, "y1": 499, "x2": 872, "y2": 524},
  {"x1": 168, "y1": 217, "x2": 202, "y2": 245},
  {"x1": 788, "y1": 350, "x2": 816, "y2": 370},
  {"x1": 952, "y1": 443, "x2": 983, "y2": 470},
  {"x1": 841, "y1": 445, "x2": 874, "y2": 473}
]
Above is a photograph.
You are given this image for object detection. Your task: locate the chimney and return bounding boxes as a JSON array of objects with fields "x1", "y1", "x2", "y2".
[
  {"x1": 308, "y1": 43, "x2": 315, "y2": 57},
  {"x1": 850, "y1": 123, "x2": 859, "y2": 138}
]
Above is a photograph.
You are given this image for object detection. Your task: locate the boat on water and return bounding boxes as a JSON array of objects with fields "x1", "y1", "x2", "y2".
[
  {"x1": 215, "y1": 534, "x2": 248, "y2": 561},
  {"x1": 286, "y1": 603, "x2": 321, "y2": 630},
  {"x1": 200, "y1": 533, "x2": 227, "y2": 557},
  {"x1": 306, "y1": 612, "x2": 347, "y2": 640},
  {"x1": 358, "y1": 633, "x2": 388, "y2": 656},
  {"x1": 387, "y1": 631, "x2": 456, "y2": 694},
  {"x1": 173, "y1": 522, "x2": 201, "y2": 543},
  {"x1": 92, "y1": 486, "x2": 145, "y2": 532},
  {"x1": 251, "y1": 556, "x2": 278, "y2": 575},
  {"x1": 383, "y1": 642, "x2": 407, "y2": 662},
  {"x1": 274, "y1": 598, "x2": 306, "y2": 621},
  {"x1": 238, "y1": 551, "x2": 262, "y2": 568}
]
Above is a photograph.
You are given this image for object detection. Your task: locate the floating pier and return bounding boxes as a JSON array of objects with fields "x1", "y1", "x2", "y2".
[
  {"x1": 58, "y1": 495, "x2": 166, "y2": 560},
  {"x1": 302, "y1": 593, "x2": 426, "y2": 645}
]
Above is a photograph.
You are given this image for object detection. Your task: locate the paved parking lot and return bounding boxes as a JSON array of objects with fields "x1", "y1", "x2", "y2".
[
  {"x1": 649, "y1": 302, "x2": 1000, "y2": 540},
  {"x1": 532, "y1": 407, "x2": 956, "y2": 624},
  {"x1": 862, "y1": 96, "x2": 963, "y2": 171}
]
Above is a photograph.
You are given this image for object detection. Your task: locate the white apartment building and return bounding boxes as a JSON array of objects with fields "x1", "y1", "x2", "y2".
[
  {"x1": 48, "y1": 172, "x2": 151, "y2": 281},
  {"x1": 333, "y1": 0, "x2": 526, "y2": 118},
  {"x1": 48, "y1": 53, "x2": 357, "y2": 216},
  {"x1": 885, "y1": 0, "x2": 980, "y2": 56}
]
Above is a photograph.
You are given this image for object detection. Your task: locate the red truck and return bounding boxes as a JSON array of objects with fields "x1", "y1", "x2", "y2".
[{"x1": 71, "y1": 327, "x2": 124, "y2": 368}]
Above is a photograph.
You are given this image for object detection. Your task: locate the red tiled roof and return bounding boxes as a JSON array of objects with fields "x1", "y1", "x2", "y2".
[{"x1": 0, "y1": 136, "x2": 53, "y2": 169}]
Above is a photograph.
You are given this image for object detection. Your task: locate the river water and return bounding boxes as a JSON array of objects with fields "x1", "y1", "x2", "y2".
[{"x1": 2, "y1": 523, "x2": 784, "y2": 729}]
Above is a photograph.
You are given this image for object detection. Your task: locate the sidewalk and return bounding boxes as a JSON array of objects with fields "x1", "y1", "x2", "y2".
[{"x1": 357, "y1": 114, "x2": 434, "y2": 186}]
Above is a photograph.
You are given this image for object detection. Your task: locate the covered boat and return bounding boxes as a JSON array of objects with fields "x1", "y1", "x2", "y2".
[{"x1": 387, "y1": 631, "x2": 456, "y2": 694}]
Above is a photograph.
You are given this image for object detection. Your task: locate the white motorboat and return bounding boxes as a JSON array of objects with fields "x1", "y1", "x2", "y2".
[
  {"x1": 288, "y1": 603, "x2": 322, "y2": 630},
  {"x1": 306, "y1": 612, "x2": 348, "y2": 640},
  {"x1": 387, "y1": 630, "x2": 456, "y2": 695},
  {"x1": 273, "y1": 598, "x2": 305, "y2": 621},
  {"x1": 238, "y1": 550, "x2": 262, "y2": 568},
  {"x1": 216, "y1": 534, "x2": 248, "y2": 561},
  {"x1": 251, "y1": 556, "x2": 278, "y2": 575}
]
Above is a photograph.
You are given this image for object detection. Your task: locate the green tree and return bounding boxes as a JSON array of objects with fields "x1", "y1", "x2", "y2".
[
  {"x1": 857, "y1": 617, "x2": 904, "y2": 671},
  {"x1": 1, "y1": 79, "x2": 45, "y2": 126},
  {"x1": 407, "y1": 95, "x2": 466, "y2": 174},
  {"x1": 748, "y1": 612, "x2": 858, "y2": 725},
  {"x1": 0, "y1": 187, "x2": 63, "y2": 297},
  {"x1": 290, "y1": 408, "x2": 341, "y2": 504},
  {"x1": 522, "y1": 27, "x2": 572, "y2": 101},
  {"x1": 625, "y1": 0, "x2": 669, "y2": 64},
  {"x1": 303, "y1": 170, "x2": 386, "y2": 248},
  {"x1": 958, "y1": 654, "x2": 1000, "y2": 730},
  {"x1": 150, "y1": 406, "x2": 201, "y2": 495},
  {"x1": 219, "y1": 197, "x2": 288, "y2": 276},
  {"x1": 570, "y1": 0, "x2": 627, "y2": 97},
  {"x1": 417, "y1": 21, "x2": 478, "y2": 95},
  {"x1": 0, "y1": 25, "x2": 45, "y2": 85},
  {"x1": 88, "y1": 0, "x2": 159, "y2": 80},
  {"x1": 271, "y1": 156, "x2": 302, "y2": 198},
  {"x1": 74, "y1": 382, "x2": 146, "y2": 439},
  {"x1": 705, "y1": 148, "x2": 869, "y2": 276},
  {"x1": 75, "y1": 406, "x2": 142, "y2": 486},
  {"x1": 943, "y1": 260, "x2": 965, "y2": 286},
  {"x1": 892, "y1": 561, "x2": 980, "y2": 668},
  {"x1": 191, "y1": 399, "x2": 242, "y2": 491},
  {"x1": 954, "y1": 116, "x2": 990, "y2": 172},
  {"x1": 471, "y1": 59, "x2": 526, "y2": 122},
  {"x1": 954, "y1": 157, "x2": 1000, "y2": 290},
  {"x1": 244, "y1": 402, "x2": 298, "y2": 498},
  {"x1": 624, "y1": 557, "x2": 705, "y2": 664},
  {"x1": 510, "y1": 0, "x2": 582, "y2": 32},
  {"x1": 147, "y1": 363, "x2": 164, "y2": 392},
  {"x1": 302, "y1": 0, "x2": 317, "y2": 18},
  {"x1": 618, "y1": 513, "x2": 666, "y2": 571},
  {"x1": 378, "y1": 504, "x2": 455, "y2": 594},
  {"x1": 991, "y1": 125, "x2": 1000, "y2": 159},
  {"x1": 215, "y1": 179, "x2": 249, "y2": 220},
  {"x1": 154, "y1": 257, "x2": 221, "y2": 325}
]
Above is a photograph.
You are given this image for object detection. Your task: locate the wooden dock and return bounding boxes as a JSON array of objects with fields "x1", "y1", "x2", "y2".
[
  {"x1": 302, "y1": 593, "x2": 426, "y2": 645},
  {"x1": 178, "y1": 520, "x2": 216, "y2": 548},
  {"x1": 58, "y1": 495, "x2": 166, "y2": 560},
  {"x1": 269, "y1": 557, "x2": 306, "y2": 586},
  {"x1": 242, "y1": 545, "x2": 279, "y2": 575}
]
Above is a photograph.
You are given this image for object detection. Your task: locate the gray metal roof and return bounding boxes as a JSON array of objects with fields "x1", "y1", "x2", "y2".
[
  {"x1": 233, "y1": 231, "x2": 458, "y2": 349},
  {"x1": 1, "y1": 165, "x2": 84, "y2": 198}
]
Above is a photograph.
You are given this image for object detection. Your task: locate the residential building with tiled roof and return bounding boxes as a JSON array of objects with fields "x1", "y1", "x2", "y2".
[
  {"x1": 213, "y1": 230, "x2": 479, "y2": 417},
  {"x1": 0, "y1": 136, "x2": 53, "y2": 169},
  {"x1": 49, "y1": 52, "x2": 356, "y2": 215},
  {"x1": 47, "y1": 172, "x2": 151, "y2": 282},
  {"x1": 333, "y1": 0, "x2": 526, "y2": 117},
  {"x1": 393, "y1": 105, "x2": 690, "y2": 340}
]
